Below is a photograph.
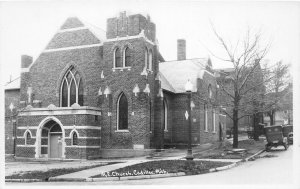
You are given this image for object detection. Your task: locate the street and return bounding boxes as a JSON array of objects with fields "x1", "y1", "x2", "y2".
[{"x1": 5, "y1": 145, "x2": 297, "y2": 188}]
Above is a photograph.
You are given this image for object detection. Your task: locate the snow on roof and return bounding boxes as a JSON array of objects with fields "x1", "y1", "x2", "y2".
[
  {"x1": 5, "y1": 77, "x2": 20, "y2": 90},
  {"x1": 159, "y1": 58, "x2": 211, "y2": 93}
]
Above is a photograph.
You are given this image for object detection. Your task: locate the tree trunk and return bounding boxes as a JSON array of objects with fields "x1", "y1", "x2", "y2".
[
  {"x1": 269, "y1": 111, "x2": 274, "y2": 126},
  {"x1": 232, "y1": 108, "x2": 239, "y2": 148},
  {"x1": 253, "y1": 113, "x2": 259, "y2": 141}
]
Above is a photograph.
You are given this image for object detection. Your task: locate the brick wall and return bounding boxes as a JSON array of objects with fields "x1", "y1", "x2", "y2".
[
  {"x1": 162, "y1": 69, "x2": 223, "y2": 146},
  {"x1": 5, "y1": 89, "x2": 20, "y2": 154},
  {"x1": 22, "y1": 47, "x2": 103, "y2": 107},
  {"x1": 106, "y1": 12, "x2": 156, "y2": 42},
  {"x1": 100, "y1": 37, "x2": 158, "y2": 150}
]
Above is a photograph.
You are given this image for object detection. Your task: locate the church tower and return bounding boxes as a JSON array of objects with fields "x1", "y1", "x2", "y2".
[{"x1": 99, "y1": 11, "x2": 161, "y2": 151}]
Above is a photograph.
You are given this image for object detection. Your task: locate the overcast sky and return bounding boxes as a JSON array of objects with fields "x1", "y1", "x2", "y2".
[{"x1": 0, "y1": 0, "x2": 299, "y2": 84}]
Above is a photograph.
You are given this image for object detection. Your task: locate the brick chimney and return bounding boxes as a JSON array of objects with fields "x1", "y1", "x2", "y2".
[{"x1": 177, "y1": 39, "x2": 186, "y2": 61}]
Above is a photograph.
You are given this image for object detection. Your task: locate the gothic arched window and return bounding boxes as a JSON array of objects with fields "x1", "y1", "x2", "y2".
[
  {"x1": 163, "y1": 99, "x2": 168, "y2": 131},
  {"x1": 117, "y1": 93, "x2": 128, "y2": 130},
  {"x1": 124, "y1": 47, "x2": 131, "y2": 67},
  {"x1": 60, "y1": 67, "x2": 84, "y2": 107},
  {"x1": 114, "y1": 48, "x2": 122, "y2": 68},
  {"x1": 145, "y1": 47, "x2": 148, "y2": 68},
  {"x1": 208, "y1": 84, "x2": 212, "y2": 99},
  {"x1": 25, "y1": 131, "x2": 31, "y2": 145},
  {"x1": 72, "y1": 132, "x2": 78, "y2": 146},
  {"x1": 148, "y1": 49, "x2": 153, "y2": 71}
]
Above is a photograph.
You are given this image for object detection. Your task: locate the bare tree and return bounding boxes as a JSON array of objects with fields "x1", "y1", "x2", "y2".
[
  {"x1": 263, "y1": 61, "x2": 290, "y2": 125},
  {"x1": 210, "y1": 26, "x2": 272, "y2": 148}
]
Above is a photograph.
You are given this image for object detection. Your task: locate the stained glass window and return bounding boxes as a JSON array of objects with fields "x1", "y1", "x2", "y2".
[
  {"x1": 61, "y1": 80, "x2": 68, "y2": 107},
  {"x1": 118, "y1": 93, "x2": 128, "y2": 130},
  {"x1": 145, "y1": 47, "x2": 148, "y2": 68},
  {"x1": 78, "y1": 80, "x2": 84, "y2": 106},
  {"x1": 148, "y1": 49, "x2": 153, "y2": 71},
  {"x1": 124, "y1": 47, "x2": 131, "y2": 67},
  {"x1": 115, "y1": 48, "x2": 122, "y2": 67},
  {"x1": 60, "y1": 66, "x2": 84, "y2": 107},
  {"x1": 26, "y1": 132, "x2": 31, "y2": 145},
  {"x1": 72, "y1": 132, "x2": 78, "y2": 145}
]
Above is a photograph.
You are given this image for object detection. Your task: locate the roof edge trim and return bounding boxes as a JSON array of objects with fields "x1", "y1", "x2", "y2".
[{"x1": 58, "y1": 26, "x2": 89, "y2": 33}]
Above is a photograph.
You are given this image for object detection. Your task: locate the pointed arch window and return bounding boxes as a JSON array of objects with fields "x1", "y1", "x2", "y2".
[
  {"x1": 163, "y1": 99, "x2": 168, "y2": 131},
  {"x1": 25, "y1": 131, "x2": 31, "y2": 145},
  {"x1": 145, "y1": 47, "x2": 148, "y2": 69},
  {"x1": 72, "y1": 132, "x2": 78, "y2": 146},
  {"x1": 117, "y1": 93, "x2": 128, "y2": 130},
  {"x1": 124, "y1": 47, "x2": 131, "y2": 67},
  {"x1": 60, "y1": 67, "x2": 84, "y2": 107},
  {"x1": 114, "y1": 48, "x2": 122, "y2": 68},
  {"x1": 208, "y1": 84, "x2": 212, "y2": 99},
  {"x1": 148, "y1": 49, "x2": 153, "y2": 71}
]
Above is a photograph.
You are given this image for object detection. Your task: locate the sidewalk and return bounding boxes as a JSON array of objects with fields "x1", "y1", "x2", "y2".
[
  {"x1": 52, "y1": 160, "x2": 150, "y2": 179},
  {"x1": 6, "y1": 136, "x2": 265, "y2": 182},
  {"x1": 50, "y1": 142, "x2": 225, "y2": 180}
]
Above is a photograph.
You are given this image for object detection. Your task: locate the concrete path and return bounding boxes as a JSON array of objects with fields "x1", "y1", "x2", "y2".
[
  {"x1": 51, "y1": 143, "x2": 216, "y2": 179},
  {"x1": 53, "y1": 160, "x2": 151, "y2": 179},
  {"x1": 52, "y1": 148, "x2": 239, "y2": 179}
]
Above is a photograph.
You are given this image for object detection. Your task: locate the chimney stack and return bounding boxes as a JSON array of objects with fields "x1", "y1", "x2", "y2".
[{"x1": 177, "y1": 39, "x2": 186, "y2": 61}]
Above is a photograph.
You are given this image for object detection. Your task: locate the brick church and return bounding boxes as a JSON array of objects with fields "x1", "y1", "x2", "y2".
[{"x1": 4, "y1": 12, "x2": 226, "y2": 159}]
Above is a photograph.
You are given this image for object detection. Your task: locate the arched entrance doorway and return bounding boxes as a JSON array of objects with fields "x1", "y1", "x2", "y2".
[
  {"x1": 48, "y1": 123, "x2": 63, "y2": 158},
  {"x1": 35, "y1": 117, "x2": 65, "y2": 159}
]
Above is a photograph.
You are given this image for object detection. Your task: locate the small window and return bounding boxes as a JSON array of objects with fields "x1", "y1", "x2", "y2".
[
  {"x1": 163, "y1": 99, "x2": 168, "y2": 131},
  {"x1": 115, "y1": 48, "x2": 122, "y2": 68},
  {"x1": 124, "y1": 47, "x2": 131, "y2": 67},
  {"x1": 208, "y1": 84, "x2": 212, "y2": 98},
  {"x1": 72, "y1": 132, "x2": 78, "y2": 145},
  {"x1": 204, "y1": 105, "x2": 208, "y2": 131},
  {"x1": 145, "y1": 47, "x2": 148, "y2": 69},
  {"x1": 26, "y1": 132, "x2": 31, "y2": 145},
  {"x1": 148, "y1": 49, "x2": 153, "y2": 71},
  {"x1": 117, "y1": 93, "x2": 128, "y2": 130}
]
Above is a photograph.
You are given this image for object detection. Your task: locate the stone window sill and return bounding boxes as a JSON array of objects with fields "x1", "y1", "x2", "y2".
[
  {"x1": 112, "y1": 67, "x2": 131, "y2": 71},
  {"x1": 115, "y1": 130, "x2": 130, "y2": 133}
]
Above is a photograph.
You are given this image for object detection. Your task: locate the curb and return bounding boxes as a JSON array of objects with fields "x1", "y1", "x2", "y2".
[
  {"x1": 85, "y1": 172, "x2": 185, "y2": 182},
  {"x1": 244, "y1": 149, "x2": 265, "y2": 162},
  {"x1": 6, "y1": 150, "x2": 265, "y2": 183},
  {"x1": 48, "y1": 177, "x2": 86, "y2": 182},
  {"x1": 5, "y1": 179, "x2": 43, "y2": 182},
  {"x1": 209, "y1": 162, "x2": 237, "y2": 172}
]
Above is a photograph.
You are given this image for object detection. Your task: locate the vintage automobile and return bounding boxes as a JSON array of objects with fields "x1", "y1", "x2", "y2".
[
  {"x1": 282, "y1": 125, "x2": 293, "y2": 144},
  {"x1": 246, "y1": 124, "x2": 265, "y2": 139},
  {"x1": 264, "y1": 125, "x2": 289, "y2": 152}
]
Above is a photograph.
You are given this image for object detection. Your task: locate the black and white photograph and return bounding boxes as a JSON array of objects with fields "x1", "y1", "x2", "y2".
[{"x1": 1, "y1": 0, "x2": 299, "y2": 188}]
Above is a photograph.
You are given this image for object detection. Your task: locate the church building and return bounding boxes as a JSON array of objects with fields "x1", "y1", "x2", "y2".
[{"x1": 5, "y1": 12, "x2": 226, "y2": 159}]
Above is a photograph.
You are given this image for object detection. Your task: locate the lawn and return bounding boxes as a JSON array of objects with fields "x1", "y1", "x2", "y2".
[
  {"x1": 5, "y1": 162, "x2": 118, "y2": 180},
  {"x1": 194, "y1": 139, "x2": 266, "y2": 159},
  {"x1": 92, "y1": 160, "x2": 232, "y2": 177}
]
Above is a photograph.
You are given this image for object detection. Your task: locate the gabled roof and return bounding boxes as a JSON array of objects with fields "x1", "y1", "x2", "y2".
[
  {"x1": 159, "y1": 58, "x2": 213, "y2": 93},
  {"x1": 45, "y1": 17, "x2": 106, "y2": 50},
  {"x1": 4, "y1": 77, "x2": 20, "y2": 90}
]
